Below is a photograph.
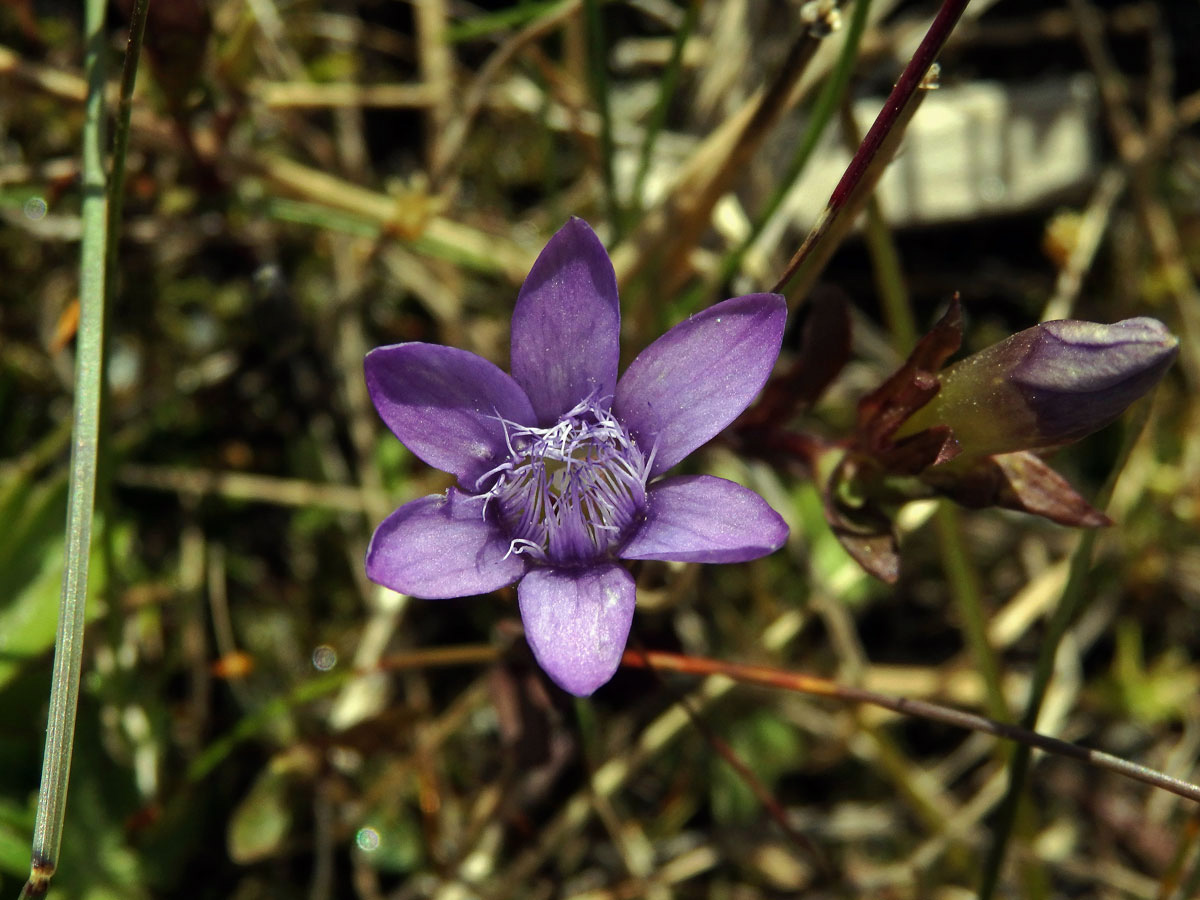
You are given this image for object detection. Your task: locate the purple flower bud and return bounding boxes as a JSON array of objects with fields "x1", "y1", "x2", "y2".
[{"x1": 906, "y1": 316, "x2": 1177, "y2": 457}]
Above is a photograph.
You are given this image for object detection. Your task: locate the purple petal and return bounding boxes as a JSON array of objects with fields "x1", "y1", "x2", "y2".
[
  {"x1": 510, "y1": 218, "x2": 621, "y2": 424},
  {"x1": 614, "y1": 294, "x2": 786, "y2": 477},
  {"x1": 518, "y1": 563, "x2": 635, "y2": 696},
  {"x1": 620, "y1": 475, "x2": 789, "y2": 563},
  {"x1": 366, "y1": 489, "x2": 526, "y2": 598},
  {"x1": 366, "y1": 343, "x2": 536, "y2": 488}
]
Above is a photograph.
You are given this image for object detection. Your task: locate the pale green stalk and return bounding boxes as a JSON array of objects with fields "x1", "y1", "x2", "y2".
[
  {"x1": 709, "y1": 0, "x2": 873, "y2": 293},
  {"x1": 977, "y1": 401, "x2": 1150, "y2": 898},
  {"x1": 629, "y1": 0, "x2": 699, "y2": 212},
  {"x1": 935, "y1": 503, "x2": 1009, "y2": 722},
  {"x1": 21, "y1": 1, "x2": 149, "y2": 895},
  {"x1": 584, "y1": 0, "x2": 621, "y2": 237}
]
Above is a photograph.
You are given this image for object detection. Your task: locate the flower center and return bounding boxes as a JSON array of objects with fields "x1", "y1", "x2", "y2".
[{"x1": 478, "y1": 398, "x2": 651, "y2": 566}]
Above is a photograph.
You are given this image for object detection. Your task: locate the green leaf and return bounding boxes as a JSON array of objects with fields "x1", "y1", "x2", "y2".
[
  {"x1": 227, "y1": 759, "x2": 296, "y2": 864},
  {"x1": 711, "y1": 711, "x2": 805, "y2": 824},
  {"x1": 0, "y1": 473, "x2": 107, "y2": 690},
  {"x1": 0, "y1": 797, "x2": 33, "y2": 878}
]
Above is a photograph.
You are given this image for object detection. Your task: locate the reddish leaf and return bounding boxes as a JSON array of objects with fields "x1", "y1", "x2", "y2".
[
  {"x1": 875, "y1": 425, "x2": 960, "y2": 475},
  {"x1": 857, "y1": 297, "x2": 962, "y2": 451},
  {"x1": 821, "y1": 454, "x2": 902, "y2": 583},
  {"x1": 926, "y1": 451, "x2": 1110, "y2": 527}
]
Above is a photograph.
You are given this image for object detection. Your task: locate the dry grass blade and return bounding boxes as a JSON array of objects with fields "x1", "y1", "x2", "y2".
[{"x1": 612, "y1": 2, "x2": 840, "y2": 297}]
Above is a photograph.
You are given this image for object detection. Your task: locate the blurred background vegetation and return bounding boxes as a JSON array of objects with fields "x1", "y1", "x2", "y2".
[{"x1": 2, "y1": 0, "x2": 1199, "y2": 897}]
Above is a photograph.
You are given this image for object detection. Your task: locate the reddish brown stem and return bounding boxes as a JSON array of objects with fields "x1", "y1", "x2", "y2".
[
  {"x1": 622, "y1": 649, "x2": 1200, "y2": 806},
  {"x1": 772, "y1": 0, "x2": 973, "y2": 293}
]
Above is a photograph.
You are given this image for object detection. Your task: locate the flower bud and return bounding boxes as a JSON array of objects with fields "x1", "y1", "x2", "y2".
[{"x1": 903, "y1": 317, "x2": 1178, "y2": 457}]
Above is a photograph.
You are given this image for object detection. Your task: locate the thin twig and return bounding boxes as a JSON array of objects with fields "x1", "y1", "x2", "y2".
[
  {"x1": 623, "y1": 650, "x2": 1200, "y2": 806},
  {"x1": 630, "y1": 641, "x2": 835, "y2": 880}
]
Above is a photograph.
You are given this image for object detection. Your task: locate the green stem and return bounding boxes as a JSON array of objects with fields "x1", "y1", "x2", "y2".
[
  {"x1": 629, "y1": 1, "x2": 699, "y2": 213},
  {"x1": 977, "y1": 402, "x2": 1150, "y2": 897},
  {"x1": 584, "y1": 0, "x2": 621, "y2": 237},
  {"x1": 837, "y1": 95, "x2": 919, "y2": 355},
  {"x1": 22, "y1": 3, "x2": 151, "y2": 896},
  {"x1": 22, "y1": 0, "x2": 110, "y2": 894},
  {"x1": 710, "y1": 0, "x2": 873, "y2": 292},
  {"x1": 936, "y1": 504, "x2": 1009, "y2": 722},
  {"x1": 860, "y1": 195, "x2": 918, "y2": 352}
]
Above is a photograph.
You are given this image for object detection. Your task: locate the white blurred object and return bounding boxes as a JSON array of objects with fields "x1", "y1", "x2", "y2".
[{"x1": 770, "y1": 76, "x2": 1100, "y2": 238}]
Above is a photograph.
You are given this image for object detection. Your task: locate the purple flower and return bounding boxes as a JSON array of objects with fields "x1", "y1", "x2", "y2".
[{"x1": 364, "y1": 219, "x2": 789, "y2": 696}]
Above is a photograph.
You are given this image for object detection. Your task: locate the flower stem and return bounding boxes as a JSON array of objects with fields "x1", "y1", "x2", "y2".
[{"x1": 709, "y1": 0, "x2": 875, "y2": 293}]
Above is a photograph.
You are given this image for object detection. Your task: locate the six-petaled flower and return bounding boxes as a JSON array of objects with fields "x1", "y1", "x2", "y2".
[{"x1": 364, "y1": 218, "x2": 790, "y2": 696}]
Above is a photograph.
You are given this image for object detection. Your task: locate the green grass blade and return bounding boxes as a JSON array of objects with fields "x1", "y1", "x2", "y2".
[
  {"x1": 444, "y1": 0, "x2": 567, "y2": 44},
  {"x1": 584, "y1": 0, "x2": 621, "y2": 237},
  {"x1": 977, "y1": 400, "x2": 1152, "y2": 898},
  {"x1": 629, "y1": 1, "x2": 700, "y2": 213},
  {"x1": 711, "y1": 0, "x2": 874, "y2": 291},
  {"x1": 21, "y1": 0, "x2": 148, "y2": 894}
]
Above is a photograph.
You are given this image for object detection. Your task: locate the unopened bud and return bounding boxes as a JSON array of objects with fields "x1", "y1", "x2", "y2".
[{"x1": 904, "y1": 317, "x2": 1177, "y2": 457}]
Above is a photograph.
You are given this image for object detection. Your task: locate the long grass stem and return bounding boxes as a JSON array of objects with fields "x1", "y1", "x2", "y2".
[
  {"x1": 21, "y1": 0, "x2": 110, "y2": 894},
  {"x1": 21, "y1": 2, "x2": 151, "y2": 895},
  {"x1": 772, "y1": 0, "x2": 970, "y2": 298},
  {"x1": 710, "y1": 0, "x2": 873, "y2": 292},
  {"x1": 584, "y1": 0, "x2": 621, "y2": 237},
  {"x1": 977, "y1": 400, "x2": 1152, "y2": 898}
]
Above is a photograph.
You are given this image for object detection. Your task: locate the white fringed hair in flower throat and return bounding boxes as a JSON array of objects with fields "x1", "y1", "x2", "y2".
[{"x1": 479, "y1": 396, "x2": 654, "y2": 565}]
